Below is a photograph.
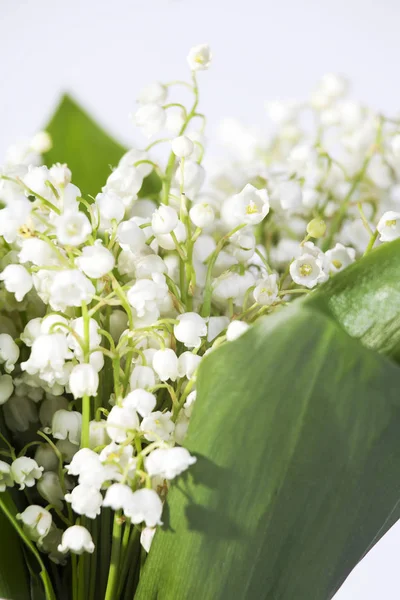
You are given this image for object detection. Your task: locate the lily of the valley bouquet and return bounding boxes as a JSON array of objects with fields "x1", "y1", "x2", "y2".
[{"x1": 1, "y1": 44, "x2": 400, "y2": 600}]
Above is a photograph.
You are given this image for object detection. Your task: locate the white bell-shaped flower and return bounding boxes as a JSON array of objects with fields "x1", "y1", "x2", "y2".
[
  {"x1": 17, "y1": 505, "x2": 52, "y2": 541},
  {"x1": 116, "y1": 220, "x2": 146, "y2": 252},
  {"x1": 65, "y1": 484, "x2": 102, "y2": 519},
  {"x1": 130, "y1": 365, "x2": 156, "y2": 390},
  {"x1": 289, "y1": 253, "x2": 326, "y2": 289},
  {"x1": 105, "y1": 165, "x2": 143, "y2": 202},
  {"x1": 189, "y1": 202, "x2": 215, "y2": 228},
  {"x1": 174, "y1": 313, "x2": 207, "y2": 348},
  {"x1": 152, "y1": 349, "x2": 178, "y2": 382},
  {"x1": 103, "y1": 483, "x2": 135, "y2": 511},
  {"x1": 76, "y1": 241, "x2": 115, "y2": 278},
  {"x1": 20, "y1": 318, "x2": 42, "y2": 347},
  {"x1": 106, "y1": 406, "x2": 139, "y2": 443},
  {"x1": 19, "y1": 238, "x2": 59, "y2": 267},
  {"x1": 151, "y1": 204, "x2": 179, "y2": 235},
  {"x1": 0, "y1": 264, "x2": 32, "y2": 301},
  {"x1": 325, "y1": 243, "x2": 356, "y2": 273},
  {"x1": 134, "y1": 104, "x2": 166, "y2": 138},
  {"x1": 171, "y1": 135, "x2": 194, "y2": 158},
  {"x1": 49, "y1": 163, "x2": 71, "y2": 186},
  {"x1": 95, "y1": 191, "x2": 125, "y2": 230},
  {"x1": 48, "y1": 270, "x2": 95, "y2": 311},
  {"x1": 11, "y1": 457, "x2": 43, "y2": 489},
  {"x1": 140, "y1": 410, "x2": 174, "y2": 442},
  {"x1": 253, "y1": 274, "x2": 279, "y2": 306},
  {"x1": 231, "y1": 183, "x2": 270, "y2": 225},
  {"x1": 58, "y1": 525, "x2": 95, "y2": 555},
  {"x1": 124, "y1": 488, "x2": 163, "y2": 527},
  {"x1": 0, "y1": 333, "x2": 20, "y2": 373},
  {"x1": 376, "y1": 211, "x2": 400, "y2": 242},
  {"x1": 187, "y1": 44, "x2": 212, "y2": 71},
  {"x1": 52, "y1": 410, "x2": 82, "y2": 445},
  {"x1": 145, "y1": 447, "x2": 197, "y2": 480},
  {"x1": 88, "y1": 420, "x2": 109, "y2": 449},
  {"x1": 0, "y1": 460, "x2": 14, "y2": 491},
  {"x1": 69, "y1": 364, "x2": 99, "y2": 399},
  {"x1": 55, "y1": 211, "x2": 92, "y2": 246},
  {"x1": 177, "y1": 352, "x2": 202, "y2": 380},
  {"x1": 122, "y1": 389, "x2": 156, "y2": 418},
  {"x1": 137, "y1": 82, "x2": 167, "y2": 105}
]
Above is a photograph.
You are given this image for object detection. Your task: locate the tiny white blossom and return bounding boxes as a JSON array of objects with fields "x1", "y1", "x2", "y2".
[
  {"x1": 76, "y1": 241, "x2": 115, "y2": 278},
  {"x1": 11, "y1": 457, "x2": 43, "y2": 489},
  {"x1": 253, "y1": 274, "x2": 279, "y2": 306},
  {"x1": 187, "y1": 44, "x2": 212, "y2": 71},
  {"x1": 290, "y1": 254, "x2": 325, "y2": 288},
  {"x1": 232, "y1": 184, "x2": 270, "y2": 225},
  {"x1": 106, "y1": 406, "x2": 139, "y2": 443},
  {"x1": 189, "y1": 203, "x2": 215, "y2": 228},
  {"x1": 49, "y1": 163, "x2": 71, "y2": 186},
  {"x1": 17, "y1": 505, "x2": 52, "y2": 541},
  {"x1": 103, "y1": 483, "x2": 135, "y2": 511},
  {"x1": 124, "y1": 488, "x2": 163, "y2": 527},
  {"x1": 95, "y1": 191, "x2": 125, "y2": 230},
  {"x1": 137, "y1": 82, "x2": 167, "y2": 105},
  {"x1": 58, "y1": 525, "x2": 95, "y2": 555},
  {"x1": 0, "y1": 264, "x2": 32, "y2": 301},
  {"x1": 122, "y1": 389, "x2": 157, "y2": 418},
  {"x1": 325, "y1": 243, "x2": 356, "y2": 273},
  {"x1": 55, "y1": 211, "x2": 92, "y2": 246},
  {"x1": 49, "y1": 270, "x2": 95, "y2": 311},
  {"x1": 116, "y1": 220, "x2": 146, "y2": 252},
  {"x1": 0, "y1": 334, "x2": 20, "y2": 373},
  {"x1": 151, "y1": 205, "x2": 179, "y2": 235},
  {"x1": 177, "y1": 352, "x2": 202, "y2": 380},
  {"x1": 65, "y1": 484, "x2": 103, "y2": 519},
  {"x1": 174, "y1": 313, "x2": 207, "y2": 348},
  {"x1": 134, "y1": 104, "x2": 166, "y2": 138},
  {"x1": 152, "y1": 349, "x2": 179, "y2": 382},
  {"x1": 69, "y1": 364, "x2": 99, "y2": 399},
  {"x1": 141, "y1": 410, "x2": 174, "y2": 442},
  {"x1": 376, "y1": 211, "x2": 400, "y2": 242},
  {"x1": 171, "y1": 135, "x2": 194, "y2": 158},
  {"x1": 52, "y1": 410, "x2": 82, "y2": 445},
  {"x1": 145, "y1": 447, "x2": 197, "y2": 479},
  {"x1": 127, "y1": 273, "x2": 168, "y2": 321},
  {"x1": 0, "y1": 460, "x2": 14, "y2": 491},
  {"x1": 130, "y1": 365, "x2": 156, "y2": 390},
  {"x1": 30, "y1": 131, "x2": 52, "y2": 153},
  {"x1": 19, "y1": 238, "x2": 59, "y2": 267}
]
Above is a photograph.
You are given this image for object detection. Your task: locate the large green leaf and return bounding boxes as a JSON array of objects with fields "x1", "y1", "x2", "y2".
[
  {"x1": 307, "y1": 239, "x2": 400, "y2": 361},
  {"x1": 136, "y1": 305, "x2": 400, "y2": 600},
  {"x1": 44, "y1": 94, "x2": 126, "y2": 196},
  {"x1": 44, "y1": 94, "x2": 162, "y2": 199}
]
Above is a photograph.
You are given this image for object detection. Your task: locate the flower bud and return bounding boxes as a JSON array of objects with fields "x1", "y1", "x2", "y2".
[
  {"x1": 106, "y1": 406, "x2": 139, "y2": 443},
  {"x1": 151, "y1": 204, "x2": 179, "y2": 235},
  {"x1": 0, "y1": 460, "x2": 14, "y2": 491},
  {"x1": 55, "y1": 211, "x2": 92, "y2": 246},
  {"x1": 0, "y1": 374, "x2": 13, "y2": 405},
  {"x1": 0, "y1": 333, "x2": 20, "y2": 373},
  {"x1": 122, "y1": 389, "x2": 156, "y2": 418},
  {"x1": 76, "y1": 241, "x2": 115, "y2": 279},
  {"x1": 189, "y1": 203, "x2": 215, "y2": 228},
  {"x1": 0, "y1": 264, "x2": 32, "y2": 301},
  {"x1": 37, "y1": 471, "x2": 64, "y2": 510},
  {"x1": 171, "y1": 135, "x2": 194, "y2": 158},
  {"x1": 174, "y1": 313, "x2": 207, "y2": 348},
  {"x1": 306, "y1": 218, "x2": 327, "y2": 238},
  {"x1": 30, "y1": 131, "x2": 52, "y2": 153}
]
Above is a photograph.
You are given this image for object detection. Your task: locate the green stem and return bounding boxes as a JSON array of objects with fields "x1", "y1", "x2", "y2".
[
  {"x1": 104, "y1": 511, "x2": 123, "y2": 600},
  {"x1": 81, "y1": 394, "x2": 91, "y2": 448},
  {"x1": 364, "y1": 230, "x2": 379, "y2": 254}
]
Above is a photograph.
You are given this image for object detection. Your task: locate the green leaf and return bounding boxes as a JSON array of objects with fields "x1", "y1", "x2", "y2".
[
  {"x1": 307, "y1": 238, "x2": 400, "y2": 360},
  {"x1": 0, "y1": 493, "x2": 30, "y2": 600},
  {"x1": 44, "y1": 94, "x2": 126, "y2": 197},
  {"x1": 136, "y1": 304, "x2": 400, "y2": 600}
]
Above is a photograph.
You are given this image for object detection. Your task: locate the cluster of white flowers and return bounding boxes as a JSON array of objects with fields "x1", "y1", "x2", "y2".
[{"x1": 0, "y1": 44, "x2": 399, "y2": 596}]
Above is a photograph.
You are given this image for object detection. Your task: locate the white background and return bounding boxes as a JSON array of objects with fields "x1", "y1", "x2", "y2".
[{"x1": 2, "y1": 0, "x2": 400, "y2": 597}]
